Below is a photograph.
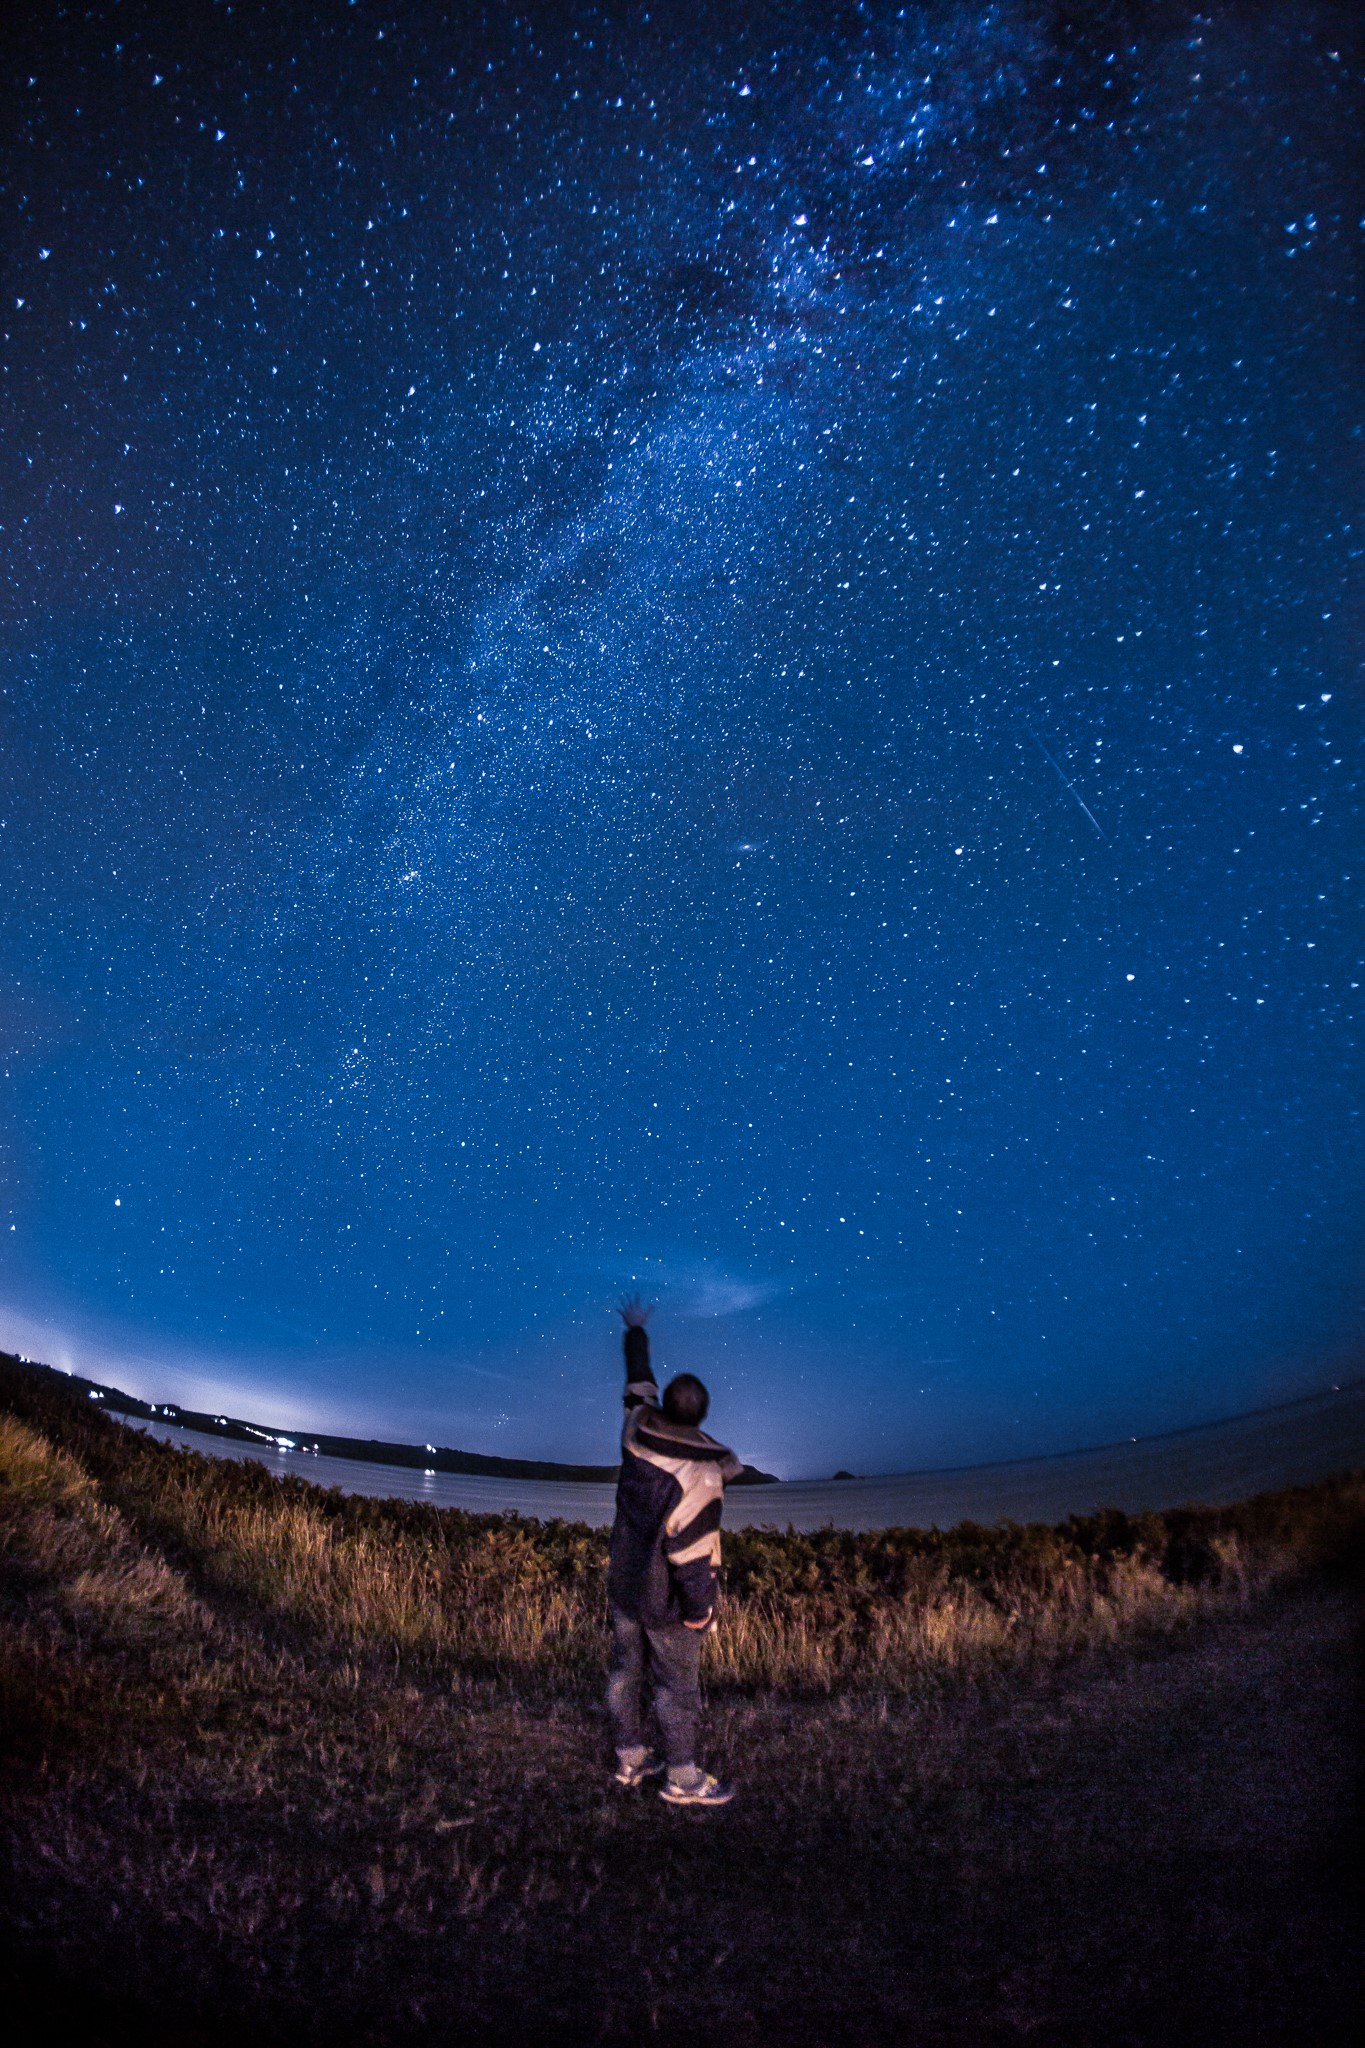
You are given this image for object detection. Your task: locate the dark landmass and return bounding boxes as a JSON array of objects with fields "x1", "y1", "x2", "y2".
[{"x1": 13, "y1": 1355, "x2": 778, "y2": 1485}]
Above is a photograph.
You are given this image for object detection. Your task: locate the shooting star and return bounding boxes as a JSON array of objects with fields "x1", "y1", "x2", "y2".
[{"x1": 1025, "y1": 729, "x2": 1109, "y2": 842}]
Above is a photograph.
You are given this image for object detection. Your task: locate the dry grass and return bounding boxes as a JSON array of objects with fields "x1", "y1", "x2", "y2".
[
  {"x1": 704, "y1": 1532, "x2": 1264, "y2": 1687},
  {"x1": 0, "y1": 1410, "x2": 205, "y2": 1644},
  {"x1": 100, "y1": 1443, "x2": 1365, "y2": 1693}
]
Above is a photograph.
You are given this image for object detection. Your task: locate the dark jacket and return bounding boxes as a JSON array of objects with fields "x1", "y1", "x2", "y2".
[{"x1": 606, "y1": 1324, "x2": 742, "y2": 1626}]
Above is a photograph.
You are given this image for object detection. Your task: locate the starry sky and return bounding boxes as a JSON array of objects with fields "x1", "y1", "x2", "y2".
[{"x1": 1, "y1": 1, "x2": 1360, "y2": 1478}]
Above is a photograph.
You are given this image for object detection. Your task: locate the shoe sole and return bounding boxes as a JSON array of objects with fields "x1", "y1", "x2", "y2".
[{"x1": 659, "y1": 1789, "x2": 735, "y2": 1807}]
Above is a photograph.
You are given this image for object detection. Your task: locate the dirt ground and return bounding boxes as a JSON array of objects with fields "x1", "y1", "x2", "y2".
[{"x1": 3, "y1": 1575, "x2": 1361, "y2": 2047}]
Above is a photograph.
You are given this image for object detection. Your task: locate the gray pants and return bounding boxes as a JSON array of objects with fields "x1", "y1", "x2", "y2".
[{"x1": 607, "y1": 1607, "x2": 701, "y2": 1768}]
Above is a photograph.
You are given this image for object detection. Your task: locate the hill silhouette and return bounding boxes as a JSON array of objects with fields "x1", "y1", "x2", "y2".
[{"x1": 18, "y1": 1357, "x2": 778, "y2": 1486}]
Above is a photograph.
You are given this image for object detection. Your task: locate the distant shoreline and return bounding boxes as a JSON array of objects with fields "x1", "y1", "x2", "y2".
[{"x1": 6, "y1": 1356, "x2": 779, "y2": 1486}]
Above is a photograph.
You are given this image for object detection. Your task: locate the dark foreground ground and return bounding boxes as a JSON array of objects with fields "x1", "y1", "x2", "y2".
[{"x1": 3, "y1": 1574, "x2": 1362, "y2": 2047}]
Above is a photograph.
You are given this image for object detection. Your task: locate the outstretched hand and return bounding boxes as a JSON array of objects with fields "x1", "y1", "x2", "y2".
[{"x1": 617, "y1": 1294, "x2": 653, "y2": 1328}]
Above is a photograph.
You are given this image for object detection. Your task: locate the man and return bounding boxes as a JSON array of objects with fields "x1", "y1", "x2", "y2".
[{"x1": 606, "y1": 1299, "x2": 741, "y2": 1806}]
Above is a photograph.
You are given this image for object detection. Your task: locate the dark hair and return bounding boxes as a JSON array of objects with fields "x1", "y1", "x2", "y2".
[{"x1": 662, "y1": 1373, "x2": 709, "y2": 1428}]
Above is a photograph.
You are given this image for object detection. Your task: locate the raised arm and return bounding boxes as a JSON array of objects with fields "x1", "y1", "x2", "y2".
[{"x1": 618, "y1": 1296, "x2": 658, "y2": 1410}]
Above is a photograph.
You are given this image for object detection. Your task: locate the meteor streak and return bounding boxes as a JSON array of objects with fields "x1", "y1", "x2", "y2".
[{"x1": 1026, "y1": 728, "x2": 1109, "y2": 842}]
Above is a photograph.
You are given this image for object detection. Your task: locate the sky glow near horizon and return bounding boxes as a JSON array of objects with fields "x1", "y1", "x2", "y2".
[{"x1": 1, "y1": 1, "x2": 1361, "y2": 1479}]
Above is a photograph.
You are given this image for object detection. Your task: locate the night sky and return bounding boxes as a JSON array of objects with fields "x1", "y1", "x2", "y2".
[{"x1": 1, "y1": 1, "x2": 1360, "y2": 1479}]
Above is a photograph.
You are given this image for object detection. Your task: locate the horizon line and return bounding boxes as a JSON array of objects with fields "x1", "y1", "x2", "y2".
[{"x1": 10, "y1": 1347, "x2": 1361, "y2": 1488}]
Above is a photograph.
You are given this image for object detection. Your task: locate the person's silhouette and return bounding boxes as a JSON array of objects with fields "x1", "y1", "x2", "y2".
[{"x1": 605, "y1": 1298, "x2": 741, "y2": 1805}]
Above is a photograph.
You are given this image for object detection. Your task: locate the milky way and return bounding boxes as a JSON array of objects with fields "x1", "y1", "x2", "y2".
[{"x1": 1, "y1": 2, "x2": 1360, "y2": 1475}]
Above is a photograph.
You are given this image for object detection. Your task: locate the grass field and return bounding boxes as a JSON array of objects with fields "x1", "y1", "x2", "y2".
[{"x1": 2, "y1": 1351, "x2": 1362, "y2": 2045}]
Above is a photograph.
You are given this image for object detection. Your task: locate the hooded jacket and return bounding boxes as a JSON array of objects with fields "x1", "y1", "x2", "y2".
[{"x1": 606, "y1": 1323, "x2": 742, "y2": 1626}]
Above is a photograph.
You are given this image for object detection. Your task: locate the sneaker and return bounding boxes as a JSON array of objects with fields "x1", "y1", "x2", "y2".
[
  {"x1": 613, "y1": 1751, "x2": 666, "y2": 1789},
  {"x1": 659, "y1": 1771, "x2": 735, "y2": 1808}
]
